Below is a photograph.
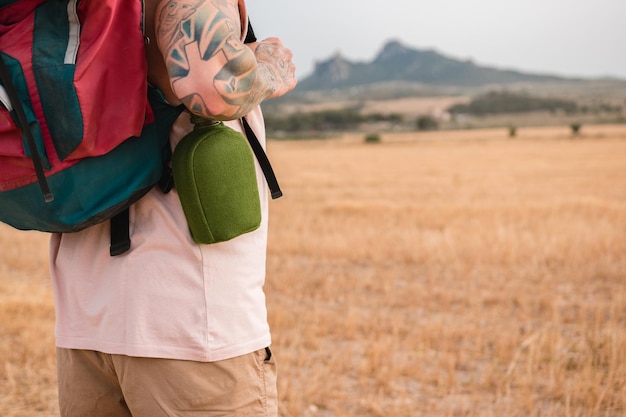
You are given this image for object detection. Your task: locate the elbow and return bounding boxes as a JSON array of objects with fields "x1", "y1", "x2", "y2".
[
  {"x1": 170, "y1": 55, "x2": 261, "y2": 121},
  {"x1": 213, "y1": 59, "x2": 261, "y2": 120}
]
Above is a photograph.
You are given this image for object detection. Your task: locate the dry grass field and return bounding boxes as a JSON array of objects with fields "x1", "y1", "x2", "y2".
[{"x1": 1, "y1": 124, "x2": 626, "y2": 416}]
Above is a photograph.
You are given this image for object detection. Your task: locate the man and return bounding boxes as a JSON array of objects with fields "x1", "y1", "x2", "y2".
[{"x1": 50, "y1": 0, "x2": 296, "y2": 415}]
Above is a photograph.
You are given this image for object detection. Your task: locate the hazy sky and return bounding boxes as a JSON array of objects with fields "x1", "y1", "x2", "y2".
[{"x1": 247, "y1": 0, "x2": 626, "y2": 80}]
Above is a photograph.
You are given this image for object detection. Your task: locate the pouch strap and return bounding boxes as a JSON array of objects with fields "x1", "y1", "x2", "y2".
[
  {"x1": 241, "y1": 22, "x2": 282, "y2": 199},
  {"x1": 110, "y1": 208, "x2": 131, "y2": 256},
  {"x1": 0, "y1": 53, "x2": 54, "y2": 202},
  {"x1": 241, "y1": 117, "x2": 282, "y2": 199}
]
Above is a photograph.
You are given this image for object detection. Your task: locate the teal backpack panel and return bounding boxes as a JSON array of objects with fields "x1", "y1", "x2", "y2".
[{"x1": 0, "y1": 0, "x2": 183, "y2": 243}]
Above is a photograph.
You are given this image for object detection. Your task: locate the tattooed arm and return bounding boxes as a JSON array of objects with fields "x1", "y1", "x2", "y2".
[{"x1": 151, "y1": 0, "x2": 296, "y2": 120}]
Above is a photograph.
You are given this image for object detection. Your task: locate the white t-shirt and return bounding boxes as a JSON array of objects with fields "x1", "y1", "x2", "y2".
[{"x1": 49, "y1": 106, "x2": 272, "y2": 362}]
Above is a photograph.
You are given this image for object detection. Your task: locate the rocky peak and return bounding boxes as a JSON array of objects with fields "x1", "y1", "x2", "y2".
[
  {"x1": 312, "y1": 52, "x2": 353, "y2": 83},
  {"x1": 374, "y1": 39, "x2": 414, "y2": 62}
]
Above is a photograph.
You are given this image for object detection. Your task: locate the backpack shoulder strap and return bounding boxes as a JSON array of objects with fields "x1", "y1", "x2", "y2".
[
  {"x1": 244, "y1": 20, "x2": 256, "y2": 44},
  {"x1": 0, "y1": 53, "x2": 53, "y2": 202}
]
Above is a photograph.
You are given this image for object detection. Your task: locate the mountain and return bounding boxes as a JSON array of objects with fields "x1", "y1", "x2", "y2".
[{"x1": 296, "y1": 40, "x2": 571, "y2": 92}]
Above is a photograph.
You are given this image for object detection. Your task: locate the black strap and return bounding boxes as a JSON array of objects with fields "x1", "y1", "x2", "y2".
[
  {"x1": 0, "y1": 53, "x2": 54, "y2": 202},
  {"x1": 241, "y1": 117, "x2": 282, "y2": 199},
  {"x1": 158, "y1": 163, "x2": 175, "y2": 193},
  {"x1": 241, "y1": 23, "x2": 282, "y2": 199},
  {"x1": 244, "y1": 20, "x2": 257, "y2": 44},
  {"x1": 110, "y1": 208, "x2": 131, "y2": 256}
]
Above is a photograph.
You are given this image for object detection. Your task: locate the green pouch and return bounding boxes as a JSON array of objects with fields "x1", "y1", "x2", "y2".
[{"x1": 172, "y1": 116, "x2": 261, "y2": 244}]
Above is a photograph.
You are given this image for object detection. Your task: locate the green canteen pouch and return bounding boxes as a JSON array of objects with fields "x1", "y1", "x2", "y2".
[{"x1": 171, "y1": 116, "x2": 262, "y2": 244}]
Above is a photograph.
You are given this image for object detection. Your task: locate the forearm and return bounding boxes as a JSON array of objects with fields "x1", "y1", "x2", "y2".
[{"x1": 249, "y1": 40, "x2": 297, "y2": 101}]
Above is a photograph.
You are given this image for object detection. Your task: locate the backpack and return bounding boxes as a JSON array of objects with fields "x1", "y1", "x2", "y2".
[{"x1": 0, "y1": 0, "x2": 182, "y2": 255}]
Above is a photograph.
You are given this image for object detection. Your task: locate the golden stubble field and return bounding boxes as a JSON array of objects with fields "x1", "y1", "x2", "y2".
[{"x1": 1, "y1": 124, "x2": 625, "y2": 416}]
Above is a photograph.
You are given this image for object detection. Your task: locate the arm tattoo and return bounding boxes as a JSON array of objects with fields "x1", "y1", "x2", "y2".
[
  {"x1": 254, "y1": 43, "x2": 293, "y2": 95},
  {"x1": 156, "y1": 0, "x2": 256, "y2": 117}
]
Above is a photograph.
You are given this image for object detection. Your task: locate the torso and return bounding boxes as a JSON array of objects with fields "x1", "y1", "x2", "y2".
[{"x1": 49, "y1": 0, "x2": 270, "y2": 362}]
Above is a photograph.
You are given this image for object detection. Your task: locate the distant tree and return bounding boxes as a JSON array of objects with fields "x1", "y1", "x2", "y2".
[
  {"x1": 448, "y1": 91, "x2": 578, "y2": 116},
  {"x1": 570, "y1": 123, "x2": 582, "y2": 137},
  {"x1": 365, "y1": 112, "x2": 404, "y2": 124},
  {"x1": 416, "y1": 115, "x2": 439, "y2": 131},
  {"x1": 264, "y1": 109, "x2": 364, "y2": 133},
  {"x1": 364, "y1": 133, "x2": 381, "y2": 144},
  {"x1": 508, "y1": 125, "x2": 517, "y2": 138}
]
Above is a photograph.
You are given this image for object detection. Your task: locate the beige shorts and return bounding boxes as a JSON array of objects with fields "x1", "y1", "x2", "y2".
[{"x1": 56, "y1": 347, "x2": 277, "y2": 417}]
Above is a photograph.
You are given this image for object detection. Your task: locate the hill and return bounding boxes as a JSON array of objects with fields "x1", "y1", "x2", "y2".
[{"x1": 295, "y1": 40, "x2": 573, "y2": 92}]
